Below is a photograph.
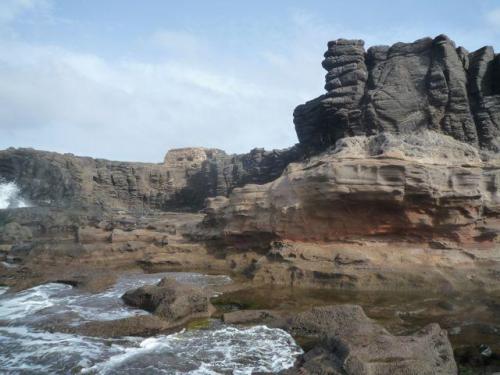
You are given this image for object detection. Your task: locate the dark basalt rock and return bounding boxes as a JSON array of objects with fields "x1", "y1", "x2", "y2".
[{"x1": 294, "y1": 35, "x2": 500, "y2": 154}]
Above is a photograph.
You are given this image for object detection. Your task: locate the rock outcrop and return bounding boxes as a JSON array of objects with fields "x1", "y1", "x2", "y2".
[
  {"x1": 294, "y1": 35, "x2": 500, "y2": 153},
  {"x1": 121, "y1": 277, "x2": 213, "y2": 323},
  {"x1": 200, "y1": 131, "x2": 500, "y2": 291},
  {"x1": 0, "y1": 146, "x2": 301, "y2": 212},
  {"x1": 204, "y1": 130, "x2": 500, "y2": 245},
  {"x1": 285, "y1": 305, "x2": 457, "y2": 375}
]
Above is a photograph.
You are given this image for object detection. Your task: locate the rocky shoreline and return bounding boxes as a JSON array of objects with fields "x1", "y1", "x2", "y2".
[{"x1": 2, "y1": 34, "x2": 500, "y2": 374}]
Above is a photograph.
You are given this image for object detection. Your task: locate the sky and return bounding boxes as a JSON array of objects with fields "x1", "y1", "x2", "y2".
[{"x1": 1, "y1": 0, "x2": 500, "y2": 162}]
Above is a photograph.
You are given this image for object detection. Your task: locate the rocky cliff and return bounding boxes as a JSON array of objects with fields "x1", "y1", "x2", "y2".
[
  {"x1": 1, "y1": 35, "x2": 500, "y2": 293},
  {"x1": 196, "y1": 35, "x2": 500, "y2": 293},
  {"x1": 294, "y1": 35, "x2": 500, "y2": 153},
  {"x1": 0, "y1": 145, "x2": 301, "y2": 212},
  {"x1": 204, "y1": 130, "x2": 500, "y2": 244}
]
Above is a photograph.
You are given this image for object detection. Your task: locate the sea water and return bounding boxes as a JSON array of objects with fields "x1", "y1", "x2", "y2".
[{"x1": 0, "y1": 273, "x2": 302, "y2": 374}]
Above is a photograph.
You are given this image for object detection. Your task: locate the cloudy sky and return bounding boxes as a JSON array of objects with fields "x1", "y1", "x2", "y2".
[{"x1": 1, "y1": 0, "x2": 500, "y2": 161}]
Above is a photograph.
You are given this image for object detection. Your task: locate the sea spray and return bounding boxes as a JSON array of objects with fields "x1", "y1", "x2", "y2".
[
  {"x1": 0, "y1": 181, "x2": 30, "y2": 209},
  {"x1": 0, "y1": 272, "x2": 302, "y2": 374}
]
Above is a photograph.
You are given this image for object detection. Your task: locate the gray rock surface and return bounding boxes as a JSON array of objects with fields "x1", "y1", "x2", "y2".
[
  {"x1": 285, "y1": 305, "x2": 457, "y2": 375},
  {"x1": 0, "y1": 146, "x2": 301, "y2": 212},
  {"x1": 294, "y1": 35, "x2": 500, "y2": 154},
  {"x1": 121, "y1": 277, "x2": 213, "y2": 322}
]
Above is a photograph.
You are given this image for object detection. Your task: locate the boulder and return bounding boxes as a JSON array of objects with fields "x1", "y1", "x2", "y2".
[
  {"x1": 121, "y1": 277, "x2": 214, "y2": 323},
  {"x1": 285, "y1": 305, "x2": 457, "y2": 375}
]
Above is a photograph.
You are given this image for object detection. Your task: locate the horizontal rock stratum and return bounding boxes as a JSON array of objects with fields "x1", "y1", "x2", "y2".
[{"x1": 204, "y1": 130, "x2": 500, "y2": 244}]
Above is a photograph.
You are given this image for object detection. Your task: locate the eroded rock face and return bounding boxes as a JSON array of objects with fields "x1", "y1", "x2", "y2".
[
  {"x1": 294, "y1": 35, "x2": 500, "y2": 153},
  {"x1": 285, "y1": 305, "x2": 457, "y2": 375},
  {"x1": 0, "y1": 146, "x2": 301, "y2": 212},
  {"x1": 203, "y1": 131, "x2": 500, "y2": 245}
]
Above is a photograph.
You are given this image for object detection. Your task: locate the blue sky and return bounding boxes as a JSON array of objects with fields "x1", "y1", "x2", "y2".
[{"x1": 1, "y1": 0, "x2": 499, "y2": 161}]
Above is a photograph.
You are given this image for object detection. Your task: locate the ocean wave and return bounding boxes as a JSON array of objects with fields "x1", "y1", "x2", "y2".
[
  {"x1": 83, "y1": 325, "x2": 302, "y2": 374},
  {"x1": 0, "y1": 181, "x2": 31, "y2": 209},
  {"x1": 0, "y1": 273, "x2": 302, "y2": 374}
]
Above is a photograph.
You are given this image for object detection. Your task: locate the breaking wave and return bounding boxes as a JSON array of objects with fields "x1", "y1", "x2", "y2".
[
  {"x1": 0, "y1": 272, "x2": 301, "y2": 374},
  {"x1": 84, "y1": 325, "x2": 302, "y2": 374},
  {"x1": 0, "y1": 181, "x2": 30, "y2": 209}
]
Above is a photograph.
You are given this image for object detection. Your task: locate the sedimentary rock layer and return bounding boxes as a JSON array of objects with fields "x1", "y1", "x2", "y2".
[
  {"x1": 0, "y1": 146, "x2": 301, "y2": 212},
  {"x1": 294, "y1": 35, "x2": 500, "y2": 153},
  {"x1": 204, "y1": 131, "x2": 500, "y2": 245}
]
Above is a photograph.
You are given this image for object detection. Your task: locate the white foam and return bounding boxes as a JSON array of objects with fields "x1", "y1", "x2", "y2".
[
  {"x1": 0, "y1": 283, "x2": 70, "y2": 321},
  {"x1": 0, "y1": 272, "x2": 232, "y2": 324},
  {"x1": 0, "y1": 181, "x2": 30, "y2": 209},
  {"x1": 84, "y1": 325, "x2": 303, "y2": 374},
  {"x1": 1, "y1": 261, "x2": 18, "y2": 269},
  {"x1": 0, "y1": 325, "x2": 138, "y2": 374},
  {"x1": 0, "y1": 273, "x2": 304, "y2": 374}
]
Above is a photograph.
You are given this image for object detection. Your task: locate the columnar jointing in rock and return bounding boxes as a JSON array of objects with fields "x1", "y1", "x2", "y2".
[
  {"x1": 294, "y1": 35, "x2": 500, "y2": 154},
  {"x1": 294, "y1": 39, "x2": 368, "y2": 151}
]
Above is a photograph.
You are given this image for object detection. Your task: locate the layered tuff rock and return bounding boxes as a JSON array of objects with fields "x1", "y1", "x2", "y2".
[
  {"x1": 0, "y1": 146, "x2": 301, "y2": 212},
  {"x1": 294, "y1": 35, "x2": 500, "y2": 153},
  {"x1": 200, "y1": 131, "x2": 500, "y2": 291},
  {"x1": 285, "y1": 305, "x2": 457, "y2": 375},
  {"x1": 204, "y1": 131, "x2": 500, "y2": 244}
]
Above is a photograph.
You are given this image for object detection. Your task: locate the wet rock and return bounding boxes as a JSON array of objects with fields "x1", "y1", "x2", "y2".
[
  {"x1": 222, "y1": 309, "x2": 283, "y2": 325},
  {"x1": 436, "y1": 300, "x2": 456, "y2": 311},
  {"x1": 69, "y1": 315, "x2": 172, "y2": 338},
  {"x1": 285, "y1": 305, "x2": 457, "y2": 375},
  {"x1": 121, "y1": 278, "x2": 214, "y2": 324},
  {"x1": 455, "y1": 344, "x2": 500, "y2": 368}
]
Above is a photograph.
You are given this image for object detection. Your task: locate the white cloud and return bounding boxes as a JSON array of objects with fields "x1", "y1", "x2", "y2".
[
  {"x1": 0, "y1": 37, "x2": 305, "y2": 161},
  {"x1": 486, "y1": 8, "x2": 500, "y2": 30},
  {"x1": 2, "y1": 6, "x2": 498, "y2": 163}
]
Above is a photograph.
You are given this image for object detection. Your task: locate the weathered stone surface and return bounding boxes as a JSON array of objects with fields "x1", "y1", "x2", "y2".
[
  {"x1": 71, "y1": 315, "x2": 172, "y2": 338},
  {"x1": 0, "y1": 146, "x2": 301, "y2": 212},
  {"x1": 294, "y1": 35, "x2": 500, "y2": 154},
  {"x1": 203, "y1": 131, "x2": 500, "y2": 244},
  {"x1": 285, "y1": 305, "x2": 457, "y2": 375},
  {"x1": 0, "y1": 222, "x2": 32, "y2": 243},
  {"x1": 198, "y1": 131, "x2": 500, "y2": 291},
  {"x1": 121, "y1": 277, "x2": 213, "y2": 323}
]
